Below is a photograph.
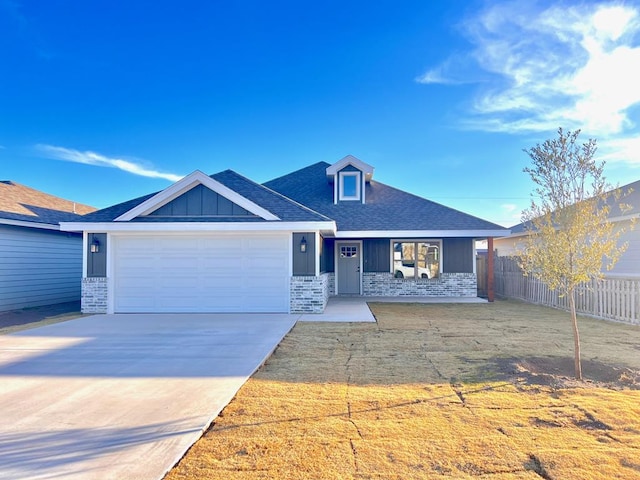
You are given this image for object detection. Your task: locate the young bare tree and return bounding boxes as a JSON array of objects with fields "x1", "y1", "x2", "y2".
[{"x1": 519, "y1": 128, "x2": 632, "y2": 380}]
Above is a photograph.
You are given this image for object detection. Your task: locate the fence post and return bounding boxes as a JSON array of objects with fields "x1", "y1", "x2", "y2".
[{"x1": 487, "y1": 237, "x2": 494, "y2": 302}]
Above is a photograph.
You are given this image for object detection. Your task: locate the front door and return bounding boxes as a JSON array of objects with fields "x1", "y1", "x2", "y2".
[{"x1": 337, "y1": 242, "x2": 361, "y2": 294}]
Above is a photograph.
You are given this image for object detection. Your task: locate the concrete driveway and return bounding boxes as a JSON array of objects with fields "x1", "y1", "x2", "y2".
[{"x1": 0, "y1": 313, "x2": 296, "y2": 480}]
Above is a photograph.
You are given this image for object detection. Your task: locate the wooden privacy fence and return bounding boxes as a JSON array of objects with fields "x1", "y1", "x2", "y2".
[{"x1": 494, "y1": 256, "x2": 640, "y2": 325}]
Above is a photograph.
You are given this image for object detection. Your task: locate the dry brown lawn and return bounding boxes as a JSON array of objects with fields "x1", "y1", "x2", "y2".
[{"x1": 165, "y1": 300, "x2": 640, "y2": 480}]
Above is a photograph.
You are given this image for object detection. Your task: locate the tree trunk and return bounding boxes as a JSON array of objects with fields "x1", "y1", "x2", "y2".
[{"x1": 568, "y1": 289, "x2": 582, "y2": 380}]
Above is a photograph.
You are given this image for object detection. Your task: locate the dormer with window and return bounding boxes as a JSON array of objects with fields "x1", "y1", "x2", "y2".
[{"x1": 326, "y1": 155, "x2": 374, "y2": 204}]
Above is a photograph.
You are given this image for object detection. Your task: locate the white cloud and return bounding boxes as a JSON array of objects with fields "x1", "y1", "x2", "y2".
[
  {"x1": 37, "y1": 145, "x2": 183, "y2": 182},
  {"x1": 415, "y1": 56, "x2": 478, "y2": 85},
  {"x1": 419, "y1": 1, "x2": 640, "y2": 167},
  {"x1": 501, "y1": 203, "x2": 523, "y2": 224},
  {"x1": 598, "y1": 136, "x2": 640, "y2": 167},
  {"x1": 501, "y1": 203, "x2": 517, "y2": 213}
]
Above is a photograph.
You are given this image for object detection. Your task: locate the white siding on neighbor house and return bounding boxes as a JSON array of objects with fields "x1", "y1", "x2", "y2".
[
  {"x1": 112, "y1": 233, "x2": 291, "y2": 313},
  {"x1": 0, "y1": 224, "x2": 83, "y2": 312},
  {"x1": 495, "y1": 218, "x2": 639, "y2": 277},
  {"x1": 494, "y1": 236, "x2": 521, "y2": 257},
  {"x1": 609, "y1": 219, "x2": 640, "y2": 277}
]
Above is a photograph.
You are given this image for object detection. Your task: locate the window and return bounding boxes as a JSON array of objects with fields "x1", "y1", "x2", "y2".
[
  {"x1": 339, "y1": 171, "x2": 360, "y2": 201},
  {"x1": 340, "y1": 245, "x2": 358, "y2": 258},
  {"x1": 392, "y1": 241, "x2": 440, "y2": 279}
]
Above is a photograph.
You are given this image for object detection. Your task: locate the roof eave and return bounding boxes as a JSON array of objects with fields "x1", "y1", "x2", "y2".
[
  {"x1": 60, "y1": 220, "x2": 337, "y2": 233},
  {"x1": 335, "y1": 229, "x2": 511, "y2": 239},
  {"x1": 0, "y1": 218, "x2": 61, "y2": 231}
]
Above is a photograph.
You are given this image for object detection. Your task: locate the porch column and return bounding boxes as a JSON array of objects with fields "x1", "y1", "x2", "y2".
[{"x1": 487, "y1": 237, "x2": 495, "y2": 302}]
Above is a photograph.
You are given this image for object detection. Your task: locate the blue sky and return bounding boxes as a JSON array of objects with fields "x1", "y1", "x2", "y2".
[{"x1": 2, "y1": 0, "x2": 639, "y2": 227}]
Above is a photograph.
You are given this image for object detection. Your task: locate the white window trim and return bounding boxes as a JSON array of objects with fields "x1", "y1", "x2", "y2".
[
  {"x1": 339, "y1": 171, "x2": 361, "y2": 201},
  {"x1": 391, "y1": 239, "x2": 443, "y2": 279}
]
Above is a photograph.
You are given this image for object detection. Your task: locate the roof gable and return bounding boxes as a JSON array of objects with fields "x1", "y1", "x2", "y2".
[
  {"x1": 67, "y1": 169, "x2": 333, "y2": 226},
  {"x1": 325, "y1": 155, "x2": 374, "y2": 181},
  {"x1": 115, "y1": 170, "x2": 280, "y2": 221},
  {"x1": 148, "y1": 184, "x2": 256, "y2": 218}
]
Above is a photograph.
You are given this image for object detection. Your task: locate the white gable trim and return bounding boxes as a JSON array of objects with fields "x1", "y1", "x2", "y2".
[
  {"x1": 114, "y1": 170, "x2": 280, "y2": 222},
  {"x1": 326, "y1": 155, "x2": 374, "y2": 180}
]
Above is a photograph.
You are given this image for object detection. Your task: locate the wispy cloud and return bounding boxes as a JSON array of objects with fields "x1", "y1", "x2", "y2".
[
  {"x1": 37, "y1": 144, "x2": 183, "y2": 182},
  {"x1": 500, "y1": 203, "x2": 523, "y2": 226},
  {"x1": 418, "y1": 1, "x2": 640, "y2": 166},
  {"x1": 415, "y1": 56, "x2": 478, "y2": 85}
]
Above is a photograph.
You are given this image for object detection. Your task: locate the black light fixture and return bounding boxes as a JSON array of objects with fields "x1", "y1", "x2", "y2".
[
  {"x1": 300, "y1": 236, "x2": 307, "y2": 253},
  {"x1": 91, "y1": 237, "x2": 100, "y2": 253}
]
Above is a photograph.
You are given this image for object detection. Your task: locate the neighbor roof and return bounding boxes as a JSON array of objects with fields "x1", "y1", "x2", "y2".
[
  {"x1": 509, "y1": 178, "x2": 640, "y2": 235},
  {"x1": 0, "y1": 181, "x2": 95, "y2": 228},
  {"x1": 75, "y1": 170, "x2": 332, "y2": 223},
  {"x1": 264, "y1": 162, "x2": 507, "y2": 234}
]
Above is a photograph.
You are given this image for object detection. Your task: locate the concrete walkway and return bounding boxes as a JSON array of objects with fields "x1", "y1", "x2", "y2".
[
  {"x1": 0, "y1": 313, "x2": 296, "y2": 480},
  {"x1": 297, "y1": 295, "x2": 487, "y2": 322}
]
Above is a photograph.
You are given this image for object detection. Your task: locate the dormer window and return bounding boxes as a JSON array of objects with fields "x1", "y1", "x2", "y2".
[
  {"x1": 326, "y1": 155, "x2": 375, "y2": 205},
  {"x1": 339, "y1": 171, "x2": 360, "y2": 201}
]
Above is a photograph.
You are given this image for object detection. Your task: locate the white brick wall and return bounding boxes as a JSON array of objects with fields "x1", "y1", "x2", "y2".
[
  {"x1": 290, "y1": 273, "x2": 331, "y2": 313},
  {"x1": 362, "y1": 272, "x2": 477, "y2": 297},
  {"x1": 82, "y1": 277, "x2": 108, "y2": 313}
]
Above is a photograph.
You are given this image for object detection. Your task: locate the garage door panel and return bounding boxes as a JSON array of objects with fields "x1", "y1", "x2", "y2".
[
  {"x1": 114, "y1": 235, "x2": 290, "y2": 313},
  {"x1": 203, "y1": 256, "x2": 243, "y2": 270}
]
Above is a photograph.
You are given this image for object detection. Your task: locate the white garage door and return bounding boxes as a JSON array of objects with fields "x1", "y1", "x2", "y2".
[{"x1": 113, "y1": 234, "x2": 290, "y2": 313}]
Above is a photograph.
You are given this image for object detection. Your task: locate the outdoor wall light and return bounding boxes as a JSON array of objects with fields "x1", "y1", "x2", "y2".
[
  {"x1": 300, "y1": 236, "x2": 307, "y2": 253},
  {"x1": 91, "y1": 238, "x2": 100, "y2": 253}
]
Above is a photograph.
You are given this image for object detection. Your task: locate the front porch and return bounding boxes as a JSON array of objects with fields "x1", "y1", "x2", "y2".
[{"x1": 296, "y1": 295, "x2": 487, "y2": 322}]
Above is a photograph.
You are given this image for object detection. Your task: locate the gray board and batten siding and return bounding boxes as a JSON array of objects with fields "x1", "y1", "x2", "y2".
[
  {"x1": 85, "y1": 234, "x2": 476, "y2": 282},
  {"x1": 321, "y1": 237, "x2": 475, "y2": 274},
  {"x1": 87, "y1": 233, "x2": 107, "y2": 278},
  {"x1": 148, "y1": 184, "x2": 256, "y2": 218},
  {"x1": 292, "y1": 232, "x2": 316, "y2": 276},
  {"x1": 443, "y1": 238, "x2": 474, "y2": 274},
  {"x1": 0, "y1": 224, "x2": 83, "y2": 312}
]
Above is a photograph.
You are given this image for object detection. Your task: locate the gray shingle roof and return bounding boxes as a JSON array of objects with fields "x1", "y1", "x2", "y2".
[
  {"x1": 264, "y1": 162, "x2": 506, "y2": 232},
  {"x1": 509, "y1": 178, "x2": 640, "y2": 234},
  {"x1": 75, "y1": 170, "x2": 331, "y2": 223}
]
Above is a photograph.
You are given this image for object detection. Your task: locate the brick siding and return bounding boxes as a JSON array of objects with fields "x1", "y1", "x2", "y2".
[
  {"x1": 290, "y1": 273, "x2": 331, "y2": 313},
  {"x1": 362, "y1": 272, "x2": 477, "y2": 297},
  {"x1": 81, "y1": 277, "x2": 108, "y2": 313}
]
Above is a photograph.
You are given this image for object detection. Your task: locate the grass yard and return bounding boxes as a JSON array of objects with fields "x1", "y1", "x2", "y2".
[{"x1": 165, "y1": 300, "x2": 640, "y2": 480}]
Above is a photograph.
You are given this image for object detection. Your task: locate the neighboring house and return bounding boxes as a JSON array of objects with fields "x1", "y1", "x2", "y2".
[
  {"x1": 0, "y1": 181, "x2": 96, "y2": 312},
  {"x1": 60, "y1": 156, "x2": 508, "y2": 314},
  {"x1": 494, "y1": 179, "x2": 640, "y2": 277}
]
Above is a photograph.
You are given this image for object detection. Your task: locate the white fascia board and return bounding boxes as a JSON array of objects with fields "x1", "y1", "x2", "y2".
[
  {"x1": 335, "y1": 229, "x2": 511, "y2": 238},
  {"x1": 60, "y1": 221, "x2": 336, "y2": 233},
  {"x1": 608, "y1": 212, "x2": 640, "y2": 223},
  {"x1": 114, "y1": 170, "x2": 280, "y2": 222},
  {"x1": 0, "y1": 219, "x2": 60, "y2": 231}
]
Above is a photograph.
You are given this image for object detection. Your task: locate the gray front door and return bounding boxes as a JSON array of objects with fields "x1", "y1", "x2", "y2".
[{"x1": 337, "y1": 243, "x2": 361, "y2": 294}]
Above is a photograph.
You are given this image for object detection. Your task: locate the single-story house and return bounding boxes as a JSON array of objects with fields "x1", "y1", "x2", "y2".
[
  {"x1": 494, "y1": 179, "x2": 640, "y2": 278},
  {"x1": 0, "y1": 181, "x2": 96, "y2": 312},
  {"x1": 60, "y1": 156, "x2": 509, "y2": 314}
]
